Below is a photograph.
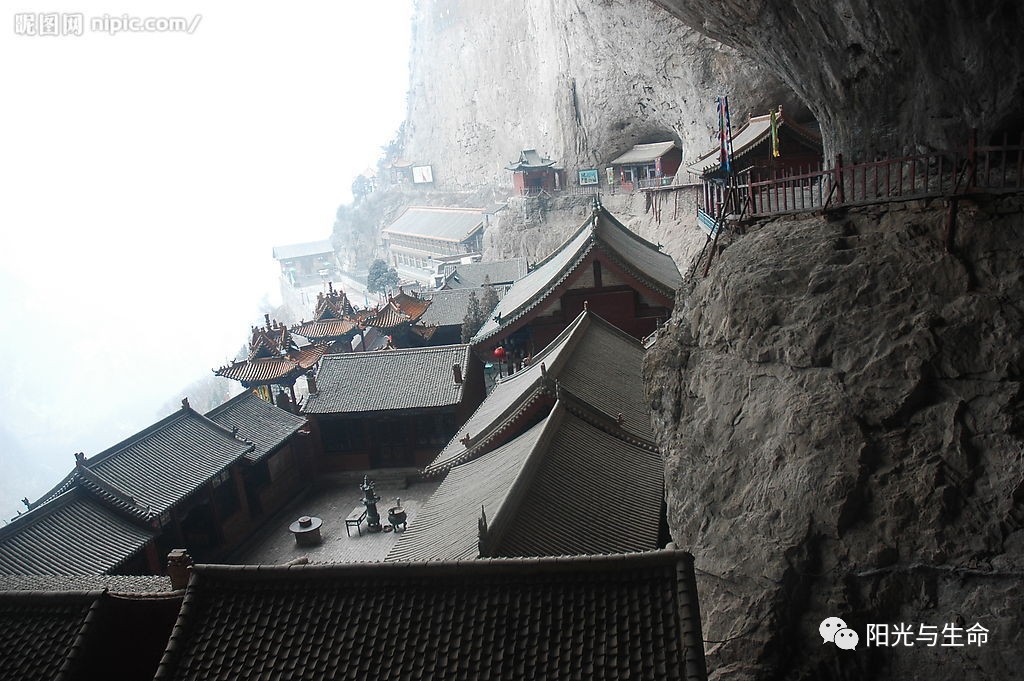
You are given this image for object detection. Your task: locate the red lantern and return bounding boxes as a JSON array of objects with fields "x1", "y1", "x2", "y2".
[{"x1": 493, "y1": 346, "x2": 507, "y2": 361}]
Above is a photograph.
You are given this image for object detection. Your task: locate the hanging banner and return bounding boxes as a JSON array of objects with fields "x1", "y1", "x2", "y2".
[{"x1": 770, "y1": 109, "x2": 781, "y2": 158}]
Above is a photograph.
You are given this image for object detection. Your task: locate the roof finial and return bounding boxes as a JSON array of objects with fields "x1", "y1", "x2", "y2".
[
  {"x1": 181, "y1": 396, "x2": 190, "y2": 410},
  {"x1": 74, "y1": 452, "x2": 86, "y2": 466},
  {"x1": 478, "y1": 505, "x2": 489, "y2": 555},
  {"x1": 21, "y1": 497, "x2": 30, "y2": 508}
]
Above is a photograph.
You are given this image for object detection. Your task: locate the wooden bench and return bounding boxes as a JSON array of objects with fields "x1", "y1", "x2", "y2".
[{"x1": 345, "y1": 508, "x2": 367, "y2": 537}]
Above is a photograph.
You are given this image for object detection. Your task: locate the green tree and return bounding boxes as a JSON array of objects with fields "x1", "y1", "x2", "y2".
[
  {"x1": 351, "y1": 174, "x2": 372, "y2": 202},
  {"x1": 480, "y1": 276, "x2": 499, "y2": 319},
  {"x1": 461, "y1": 291, "x2": 483, "y2": 343},
  {"x1": 366, "y1": 259, "x2": 399, "y2": 295}
]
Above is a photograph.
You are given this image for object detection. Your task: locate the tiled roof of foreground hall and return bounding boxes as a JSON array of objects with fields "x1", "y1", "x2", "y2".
[{"x1": 149, "y1": 550, "x2": 706, "y2": 681}]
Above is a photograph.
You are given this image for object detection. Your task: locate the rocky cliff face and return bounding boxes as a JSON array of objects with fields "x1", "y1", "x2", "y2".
[
  {"x1": 652, "y1": 0, "x2": 1024, "y2": 159},
  {"x1": 645, "y1": 195, "x2": 1024, "y2": 679},
  {"x1": 401, "y1": 0, "x2": 796, "y2": 190}
]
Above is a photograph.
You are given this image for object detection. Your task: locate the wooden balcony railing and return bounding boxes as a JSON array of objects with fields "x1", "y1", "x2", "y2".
[{"x1": 701, "y1": 131, "x2": 1024, "y2": 220}]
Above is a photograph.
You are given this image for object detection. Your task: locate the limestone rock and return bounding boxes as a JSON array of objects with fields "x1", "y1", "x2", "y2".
[
  {"x1": 645, "y1": 195, "x2": 1024, "y2": 679},
  {"x1": 401, "y1": 0, "x2": 795, "y2": 190},
  {"x1": 652, "y1": 0, "x2": 1024, "y2": 158}
]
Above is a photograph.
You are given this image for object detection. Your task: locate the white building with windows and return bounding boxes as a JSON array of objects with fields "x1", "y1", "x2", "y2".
[{"x1": 382, "y1": 206, "x2": 486, "y2": 286}]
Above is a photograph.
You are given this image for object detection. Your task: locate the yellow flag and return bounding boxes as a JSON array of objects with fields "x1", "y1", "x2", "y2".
[{"x1": 770, "y1": 110, "x2": 781, "y2": 158}]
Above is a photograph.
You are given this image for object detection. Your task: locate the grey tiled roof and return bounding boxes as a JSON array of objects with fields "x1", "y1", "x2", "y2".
[
  {"x1": 427, "y1": 310, "x2": 652, "y2": 476},
  {"x1": 0, "y1": 590, "x2": 184, "y2": 681},
  {"x1": 488, "y1": 404, "x2": 663, "y2": 558},
  {"x1": 389, "y1": 401, "x2": 662, "y2": 562},
  {"x1": 271, "y1": 239, "x2": 334, "y2": 260},
  {"x1": 610, "y1": 140, "x2": 678, "y2": 165},
  {"x1": 383, "y1": 206, "x2": 485, "y2": 243},
  {"x1": 152, "y1": 551, "x2": 703, "y2": 681},
  {"x1": 505, "y1": 149, "x2": 556, "y2": 171},
  {"x1": 0, "y1": 590, "x2": 99, "y2": 681},
  {"x1": 0, "y1": 489, "x2": 155, "y2": 575},
  {"x1": 388, "y1": 420, "x2": 548, "y2": 562},
  {"x1": 206, "y1": 391, "x2": 306, "y2": 462},
  {"x1": 303, "y1": 345, "x2": 472, "y2": 414},
  {"x1": 419, "y1": 288, "x2": 503, "y2": 328},
  {"x1": 442, "y1": 258, "x2": 528, "y2": 289},
  {"x1": 0, "y1": 574, "x2": 175, "y2": 593},
  {"x1": 687, "y1": 111, "x2": 821, "y2": 175},
  {"x1": 472, "y1": 206, "x2": 681, "y2": 343},
  {"x1": 81, "y1": 408, "x2": 253, "y2": 515}
]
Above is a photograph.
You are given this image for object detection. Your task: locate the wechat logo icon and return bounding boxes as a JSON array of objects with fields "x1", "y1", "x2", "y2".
[{"x1": 820, "y1": 616, "x2": 859, "y2": 650}]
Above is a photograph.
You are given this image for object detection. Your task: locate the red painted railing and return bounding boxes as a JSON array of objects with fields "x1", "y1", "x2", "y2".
[{"x1": 727, "y1": 131, "x2": 1024, "y2": 218}]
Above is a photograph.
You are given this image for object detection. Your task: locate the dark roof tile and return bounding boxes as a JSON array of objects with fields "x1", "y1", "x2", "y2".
[
  {"x1": 0, "y1": 574, "x2": 175, "y2": 593},
  {"x1": 0, "y1": 489, "x2": 155, "y2": 575},
  {"x1": 0, "y1": 590, "x2": 98, "y2": 681},
  {"x1": 472, "y1": 206, "x2": 680, "y2": 343},
  {"x1": 389, "y1": 401, "x2": 661, "y2": 563},
  {"x1": 383, "y1": 206, "x2": 486, "y2": 243},
  {"x1": 419, "y1": 288, "x2": 500, "y2": 328},
  {"x1": 77, "y1": 408, "x2": 252, "y2": 515},
  {"x1": 206, "y1": 391, "x2": 307, "y2": 462},
  {"x1": 427, "y1": 310, "x2": 651, "y2": 476},
  {"x1": 442, "y1": 258, "x2": 529, "y2": 289},
  {"x1": 153, "y1": 551, "x2": 701, "y2": 681},
  {"x1": 303, "y1": 345, "x2": 472, "y2": 414}
]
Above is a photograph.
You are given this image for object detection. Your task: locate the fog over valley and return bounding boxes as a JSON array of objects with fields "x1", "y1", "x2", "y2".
[{"x1": 0, "y1": 2, "x2": 413, "y2": 521}]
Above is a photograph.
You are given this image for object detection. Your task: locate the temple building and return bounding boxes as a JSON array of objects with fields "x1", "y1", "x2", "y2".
[
  {"x1": 391, "y1": 310, "x2": 663, "y2": 562},
  {"x1": 271, "y1": 239, "x2": 337, "y2": 288},
  {"x1": 204, "y1": 390, "x2": 310, "y2": 522},
  {"x1": 436, "y1": 256, "x2": 529, "y2": 293},
  {"x1": 687, "y1": 107, "x2": 823, "y2": 226},
  {"x1": 382, "y1": 206, "x2": 487, "y2": 285},
  {"x1": 139, "y1": 549, "x2": 705, "y2": 681},
  {"x1": 470, "y1": 202, "x2": 681, "y2": 370},
  {"x1": 360, "y1": 289, "x2": 432, "y2": 348},
  {"x1": 687, "y1": 107, "x2": 822, "y2": 179},
  {"x1": 505, "y1": 149, "x2": 563, "y2": 194},
  {"x1": 1, "y1": 547, "x2": 707, "y2": 681},
  {"x1": 610, "y1": 141, "x2": 683, "y2": 189},
  {"x1": 0, "y1": 394, "x2": 310, "y2": 578},
  {"x1": 303, "y1": 345, "x2": 485, "y2": 472},
  {"x1": 415, "y1": 287, "x2": 499, "y2": 346},
  {"x1": 0, "y1": 400, "x2": 254, "y2": 574},
  {"x1": 214, "y1": 314, "x2": 329, "y2": 407},
  {"x1": 290, "y1": 282, "x2": 360, "y2": 353}
]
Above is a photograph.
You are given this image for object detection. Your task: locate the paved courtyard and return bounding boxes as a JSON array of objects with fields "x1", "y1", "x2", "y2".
[{"x1": 231, "y1": 476, "x2": 442, "y2": 565}]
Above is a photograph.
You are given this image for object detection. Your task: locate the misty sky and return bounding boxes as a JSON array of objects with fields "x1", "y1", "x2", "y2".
[{"x1": 0, "y1": 3, "x2": 413, "y2": 521}]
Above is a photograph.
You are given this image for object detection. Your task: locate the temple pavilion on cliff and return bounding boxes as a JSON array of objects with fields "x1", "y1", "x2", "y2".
[
  {"x1": 290, "y1": 282, "x2": 360, "y2": 353},
  {"x1": 214, "y1": 314, "x2": 328, "y2": 407},
  {"x1": 470, "y1": 201, "x2": 681, "y2": 371},
  {"x1": 361, "y1": 289, "x2": 432, "y2": 348}
]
